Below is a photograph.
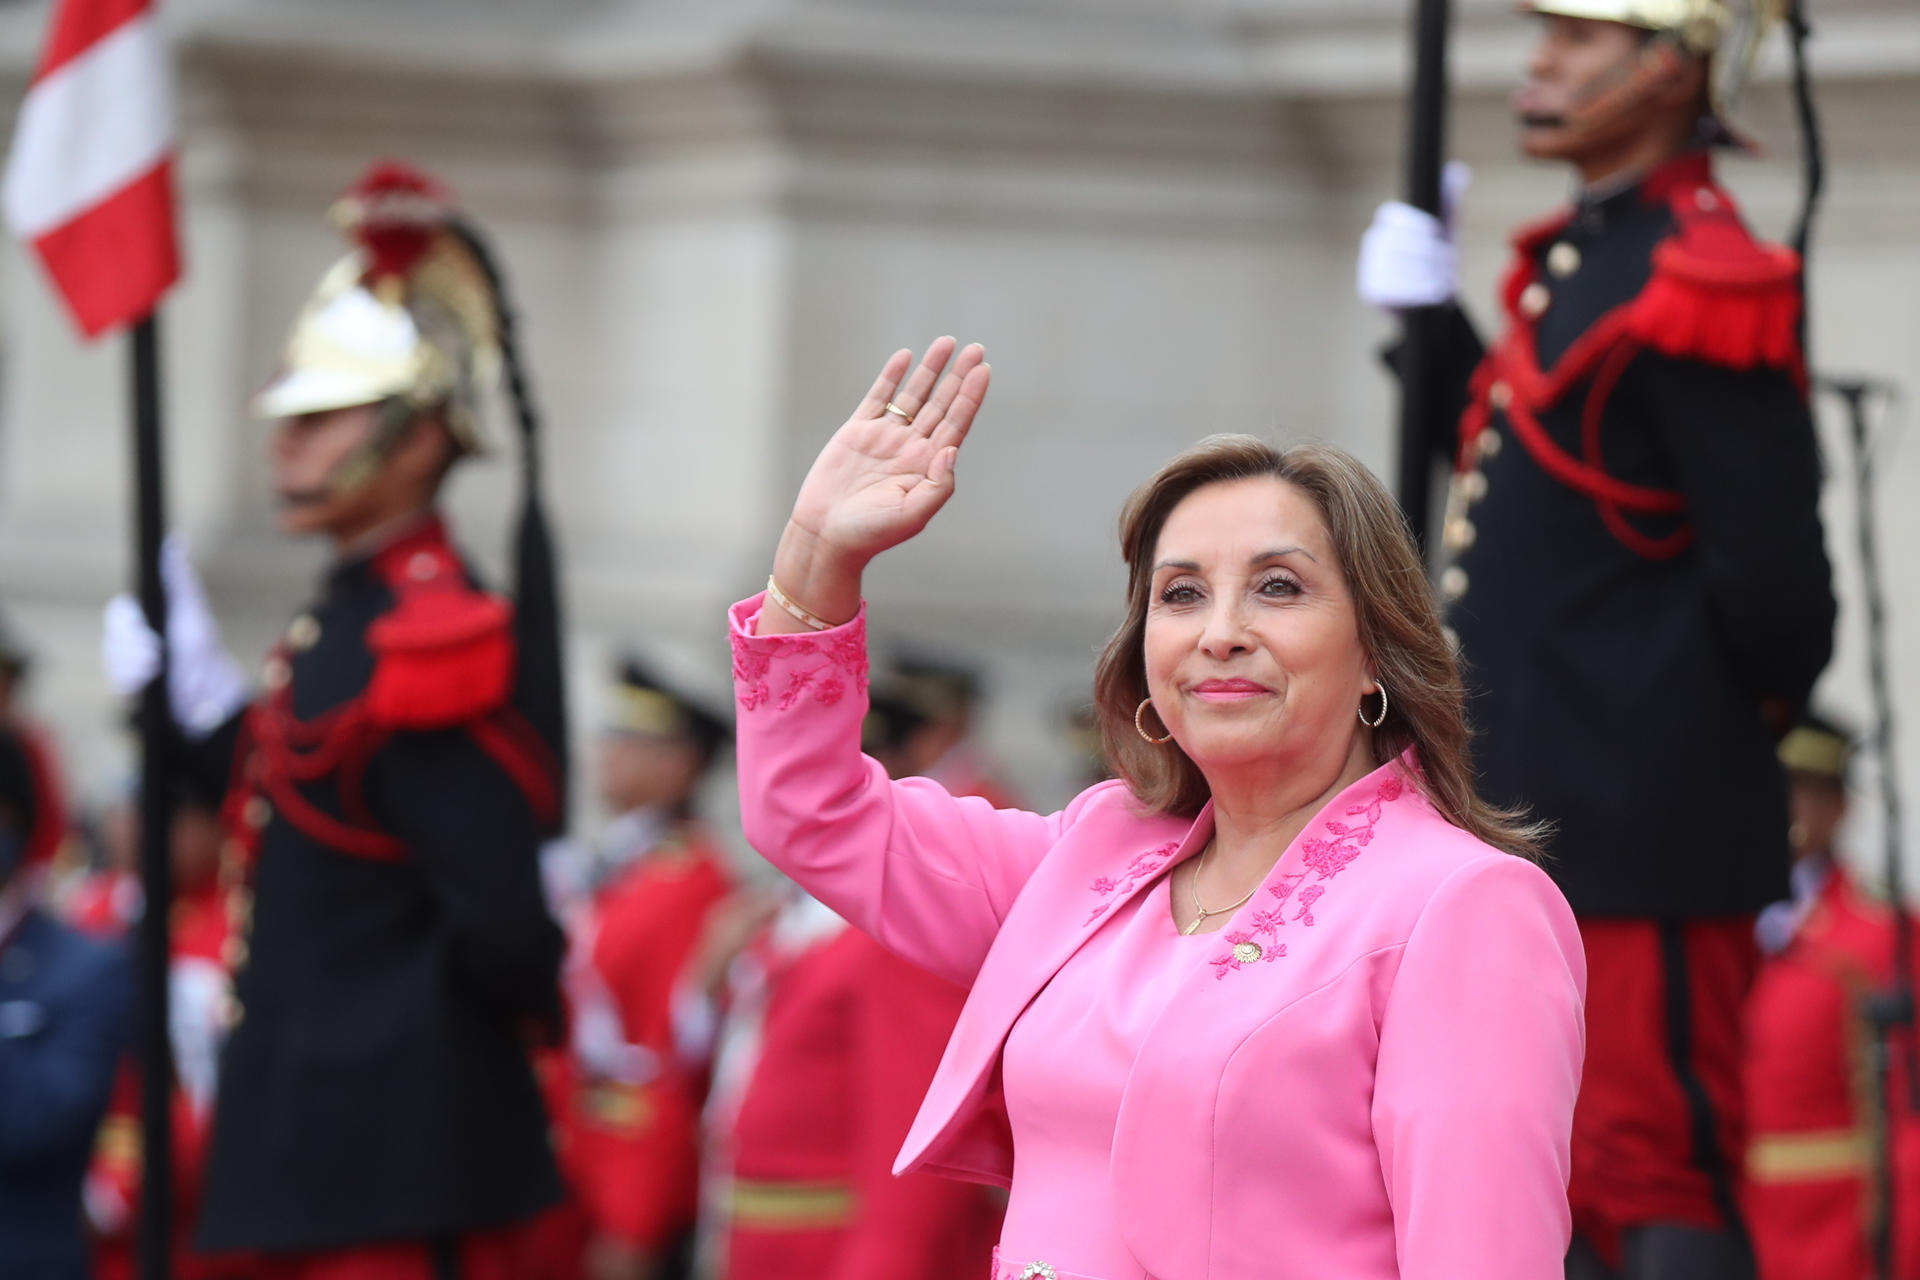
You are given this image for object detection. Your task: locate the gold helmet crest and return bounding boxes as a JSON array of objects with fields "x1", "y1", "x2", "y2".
[{"x1": 253, "y1": 162, "x2": 501, "y2": 454}]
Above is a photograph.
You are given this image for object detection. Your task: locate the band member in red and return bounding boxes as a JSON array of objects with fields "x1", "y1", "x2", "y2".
[
  {"x1": 1745, "y1": 716, "x2": 1920, "y2": 1279},
  {"x1": 677, "y1": 688, "x2": 1004, "y2": 1280},
  {"x1": 553, "y1": 660, "x2": 734, "y2": 1280}
]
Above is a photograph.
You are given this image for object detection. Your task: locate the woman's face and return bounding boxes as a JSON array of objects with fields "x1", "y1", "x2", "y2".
[{"x1": 1143, "y1": 477, "x2": 1372, "y2": 777}]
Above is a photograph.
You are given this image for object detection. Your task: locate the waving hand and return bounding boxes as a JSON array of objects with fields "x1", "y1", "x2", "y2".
[{"x1": 764, "y1": 338, "x2": 990, "y2": 633}]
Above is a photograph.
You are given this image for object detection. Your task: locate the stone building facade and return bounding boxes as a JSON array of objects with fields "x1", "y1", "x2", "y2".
[{"x1": 1, "y1": 0, "x2": 1914, "y2": 861}]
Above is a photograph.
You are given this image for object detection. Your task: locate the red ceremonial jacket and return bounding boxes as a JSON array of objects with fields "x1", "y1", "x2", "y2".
[
  {"x1": 1746, "y1": 868, "x2": 1920, "y2": 1278},
  {"x1": 724, "y1": 926, "x2": 1004, "y2": 1280},
  {"x1": 558, "y1": 820, "x2": 733, "y2": 1252}
]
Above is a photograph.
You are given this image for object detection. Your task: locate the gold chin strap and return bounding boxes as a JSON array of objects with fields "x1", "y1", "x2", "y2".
[
  {"x1": 324, "y1": 397, "x2": 431, "y2": 499},
  {"x1": 1559, "y1": 35, "x2": 1690, "y2": 136}
]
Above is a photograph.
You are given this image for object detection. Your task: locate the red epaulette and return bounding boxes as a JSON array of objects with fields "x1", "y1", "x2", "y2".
[
  {"x1": 220, "y1": 521, "x2": 561, "y2": 868},
  {"x1": 1628, "y1": 179, "x2": 1805, "y2": 381},
  {"x1": 365, "y1": 533, "x2": 517, "y2": 730},
  {"x1": 1457, "y1": 162, "x2": 1808, "y2": 562}
]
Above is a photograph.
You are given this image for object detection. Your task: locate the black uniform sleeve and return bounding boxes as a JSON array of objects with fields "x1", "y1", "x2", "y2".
[
  {"x1": 1381, "y1": 303, "x2": 1486, "y2": 465},
  {"x1": 1631, "y1": 352, "x2": 1836, "y2": 705},
  {"x1": 364, "y1": 726, "x2": 566, "y2": 1031}
]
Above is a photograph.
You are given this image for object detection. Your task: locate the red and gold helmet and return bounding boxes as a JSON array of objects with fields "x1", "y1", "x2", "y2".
[{"x1": 253, "y1": 162, "x2": 501, "y2": 454}]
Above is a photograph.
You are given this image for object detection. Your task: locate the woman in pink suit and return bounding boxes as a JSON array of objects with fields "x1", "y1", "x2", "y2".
[{"x1": 731, "y1": 337, "x2": 1587, "y2": 1280}]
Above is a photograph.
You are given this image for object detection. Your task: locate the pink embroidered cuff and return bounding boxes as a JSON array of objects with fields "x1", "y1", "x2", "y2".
[{"x1": 728, "y1": 592, "x2": 871, "y2": 714}]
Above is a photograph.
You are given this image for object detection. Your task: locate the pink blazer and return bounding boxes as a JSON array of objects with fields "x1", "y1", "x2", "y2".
[{"x1": 731, "y1": 596, "x2": 1586, "y2": 1280}]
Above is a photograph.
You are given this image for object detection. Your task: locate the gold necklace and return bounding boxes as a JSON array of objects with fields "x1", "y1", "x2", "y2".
[{"x1": 1181, "y1": 841, "x2": 1260, "y2": 936}]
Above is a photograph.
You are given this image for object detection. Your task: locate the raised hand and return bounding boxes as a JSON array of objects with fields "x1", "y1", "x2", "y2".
[
  {"x1": 763, "y1": 338, "x2": 990, "y2": 633},
  {"x1": 791, "y1": 337, "x2": 988, "y2": 561}
]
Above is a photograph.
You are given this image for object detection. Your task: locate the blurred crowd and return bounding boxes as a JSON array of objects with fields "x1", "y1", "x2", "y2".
[{"x1": 0, "y1": 607, "x2": 1066, "y2": 1280}]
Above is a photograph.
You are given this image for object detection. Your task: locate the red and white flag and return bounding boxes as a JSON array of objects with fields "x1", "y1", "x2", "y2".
[{"x1": 3, "y1": 0, "x2": 179, "y2": 338}]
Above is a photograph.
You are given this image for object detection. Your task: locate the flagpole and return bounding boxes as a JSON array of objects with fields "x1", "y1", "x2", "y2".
[
  {"x1": 130, "y1": 310, "x2": 175, "y2": 1280},
  {"x1": 1396, "y1": 0, "x2": 1453, "y2": 553}
]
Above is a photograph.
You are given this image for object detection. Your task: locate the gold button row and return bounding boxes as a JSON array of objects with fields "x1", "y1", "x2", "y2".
[{"x1": 286, "y1": 614, "x2": 321, "y2": 651}]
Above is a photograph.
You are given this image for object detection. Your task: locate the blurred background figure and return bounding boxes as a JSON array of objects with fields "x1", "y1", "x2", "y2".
[
  {"x1": 1057, "y1": 698, "x2": 1113, "y2": 795},
  {"x1": 72, "y1": 771, "x2": 248, "y2": 1280},
  {"x1": 1745, "y1": 715, "x2": 1920, "y2": 1279},
  {"x1": 881, "y1": 656, "x2": 1019, "y2": 809},
  {"x1": 547, "y1": 658, "x2": 735, "y2": 1280},
  {"x1": 62, "y1": 780, "x2": 143, "y2": 937},
  {"x1": 0, "y1": 612, "x2": 74, "y2": 878},
  {"x1": 675, "y1": 689, "x2": 1005, "y2": 1280},
  {"x1": 0, "y1": 723, "x2": 131, "y2": 1280}
]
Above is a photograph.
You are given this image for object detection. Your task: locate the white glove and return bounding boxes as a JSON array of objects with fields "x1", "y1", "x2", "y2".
[
  {"x1": 101, "y1": 533, "x2": 251, "y2": 736},
  {"x1": 1357, "y1": 161, "x2": 1471, "y2": 311}
]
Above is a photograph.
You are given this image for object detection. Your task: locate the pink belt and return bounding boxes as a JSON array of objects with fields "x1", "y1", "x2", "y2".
[{"x1": 991, "y1": 1247, "x2": 1113, "y2": 1280}]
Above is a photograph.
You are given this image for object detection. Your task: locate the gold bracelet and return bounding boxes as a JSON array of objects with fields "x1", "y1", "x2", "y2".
[{"x1": 766, "y1": 575, "x2": 836, "y2": 632}]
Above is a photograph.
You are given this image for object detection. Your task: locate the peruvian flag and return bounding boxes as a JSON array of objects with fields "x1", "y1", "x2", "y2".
[{"x1": 3, "y1": 0, "x2": 180, "y2": 338}]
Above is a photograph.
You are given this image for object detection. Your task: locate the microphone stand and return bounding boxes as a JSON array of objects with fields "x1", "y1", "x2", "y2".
[{"x1": 1820, "y1": 374, "x2": 1909, "y2": 1280}]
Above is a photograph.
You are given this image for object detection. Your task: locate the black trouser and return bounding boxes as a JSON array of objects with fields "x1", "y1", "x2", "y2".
[{"x1": 1568, "y1": 1222, "x2": 1755, "y2": 1280}]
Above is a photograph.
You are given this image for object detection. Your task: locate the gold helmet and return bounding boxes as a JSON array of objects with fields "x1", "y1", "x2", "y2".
[
  {"x1": 253, "y1": 162, "x2": 501, "y2": 456},
  {"x1": 1520, "y1": 0, "x2": 1788, "y2": 142}
]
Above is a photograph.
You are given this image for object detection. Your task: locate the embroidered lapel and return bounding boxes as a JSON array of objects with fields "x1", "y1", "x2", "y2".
[{"x1": 1205, "y1": 770, "x2": 1407, "y2": 978}]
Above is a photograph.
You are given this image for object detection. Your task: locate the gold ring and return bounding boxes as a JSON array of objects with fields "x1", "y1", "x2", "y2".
[{"x1": 884, "y1": 401, "x2": 915, "y2": 424}]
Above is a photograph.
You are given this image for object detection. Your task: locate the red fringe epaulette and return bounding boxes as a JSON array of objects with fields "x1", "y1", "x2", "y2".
[
  {"x1": 1626, "y1": 182, "x2": 1804, "y2": 381},
  {"x1": 365, "y1": 532, "x2": 516, "y2": 730},
  {"x1": 367, "y1": 594, "x2": 515, "y2": 730},
  {"x1": 1456, "y1": 160, "x2": 1806, "y2": 562},
  {"x1": 222, "y1": 519, "x2": 561, "y2": 864},
  {"x1": 1630, "y1": 241, "x2": 1802, "y2": 371}
]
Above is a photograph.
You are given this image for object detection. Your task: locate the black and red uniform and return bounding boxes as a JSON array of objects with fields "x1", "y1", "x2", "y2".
[
  {"x1": 1416, "y1": 150, "x2": 1835, "y2": 1263},
  {"x1": 179, "y1": 515, "x2": 567, "y2": 1278}
]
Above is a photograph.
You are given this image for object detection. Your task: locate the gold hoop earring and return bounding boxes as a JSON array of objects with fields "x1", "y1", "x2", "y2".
[
  {"x1": 1134, "y1": 697, "x2": 1173, "y2": 745},
  {"x1": 1359, "y1": 683, "x2": 1389, "y2": 729}
]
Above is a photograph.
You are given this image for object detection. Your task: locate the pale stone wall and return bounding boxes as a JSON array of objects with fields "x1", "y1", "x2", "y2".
[{"x1": 0, "y1": 0, "x2": 1915, "y2": 882}]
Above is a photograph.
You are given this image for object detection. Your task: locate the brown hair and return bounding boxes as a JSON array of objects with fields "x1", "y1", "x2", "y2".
[{"x1": 1091, "y1": 435, "x2": 1544, "y2": 858}]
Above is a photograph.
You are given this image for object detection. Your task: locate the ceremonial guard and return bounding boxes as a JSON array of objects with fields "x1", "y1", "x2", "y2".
[
  {"x1": 101, "y1": 162, "x2": 571, "y2": 1277},
  {"x1": 553, "y1": 660, "x2": 734, "y2": 1280},
  {"x1": 0, "y1": 725, "x2": 132, "y2": 1280},
  {"x1": 1358, "y1": 3, "x2": 1834, "y2": 1275},
  {"x1": 679, "y1": 692, "x2": 1005, "y2": 1280},
  {"x1": 1745, "y1": 717, "x2": 1920, "y2": 1279}
]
